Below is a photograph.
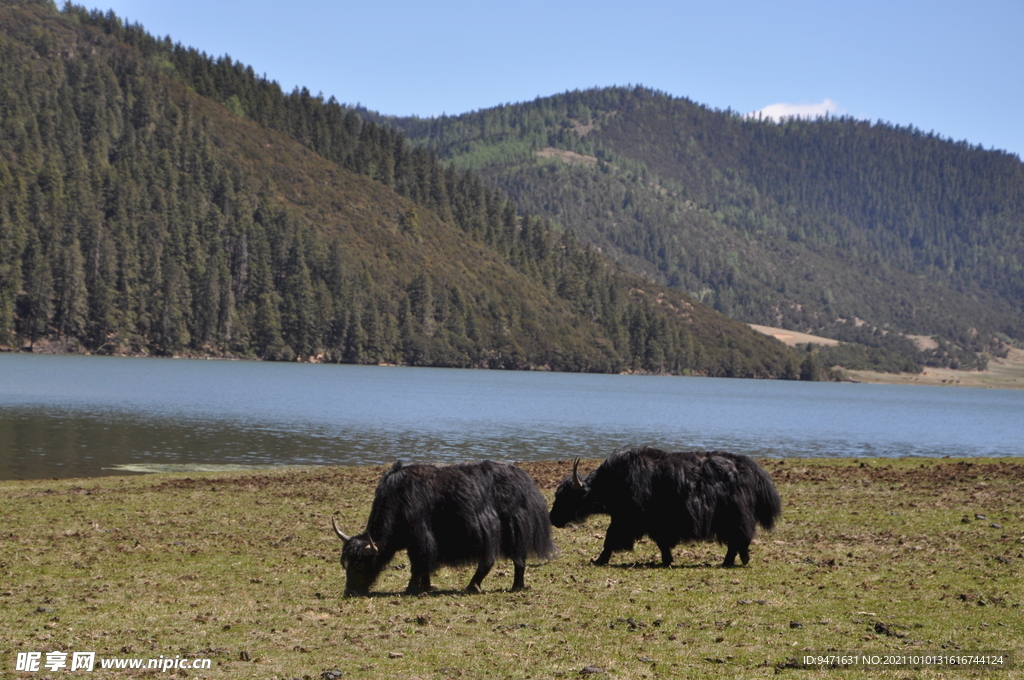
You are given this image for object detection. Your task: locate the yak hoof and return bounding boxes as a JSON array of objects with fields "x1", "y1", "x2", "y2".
[
  {"x1": 406, "y1": 585, "x2": 436, "y2": 596},
  {"x1": 591, "y1": 556, "x2": 610, "y2": 566},
  {"x1": 466, "y1": 583, "x2": 483, "y2": 594}
]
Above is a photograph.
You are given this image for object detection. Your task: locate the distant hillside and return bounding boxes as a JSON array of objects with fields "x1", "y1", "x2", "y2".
[
  {"x1": 389, "y1": 87, "x2": 1024, "y2": 372},
  {"x1": 0, "y1": 1, "x2": 799, "y2": 378}
]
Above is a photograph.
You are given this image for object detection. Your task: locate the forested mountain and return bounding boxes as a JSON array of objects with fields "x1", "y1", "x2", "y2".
[
  {"x1": 388, "y1": 87, "x2": 1024, "y2": 371},
  {"x1": 0, "y1": 0, "x2": 800, "y2": 378}
]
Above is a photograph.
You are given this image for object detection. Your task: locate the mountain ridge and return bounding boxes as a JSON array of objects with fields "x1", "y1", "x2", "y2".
[
  {"x1": 0, "y1": 1, "x2": 800, "y2": 379},
  {"x1": 387, "y1": 86, "x2": 1024, "y2": 371}
]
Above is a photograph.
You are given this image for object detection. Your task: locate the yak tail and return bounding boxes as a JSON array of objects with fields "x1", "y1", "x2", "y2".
[
  {"x1": 753, "y1": 466, "x2": 782, "y2": 531},
  {"x1": 523, "y1": 497, "x2": 558, "y2": 561}
]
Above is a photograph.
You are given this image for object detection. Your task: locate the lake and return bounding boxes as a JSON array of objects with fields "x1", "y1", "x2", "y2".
[{"x1": 1, "y1": 353, "x2": 1022, "y2": 480}]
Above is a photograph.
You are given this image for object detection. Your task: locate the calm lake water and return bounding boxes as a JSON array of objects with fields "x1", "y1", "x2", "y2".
[{"x1": 1, "y1": 353, "x2": 1022, "y2": 480}]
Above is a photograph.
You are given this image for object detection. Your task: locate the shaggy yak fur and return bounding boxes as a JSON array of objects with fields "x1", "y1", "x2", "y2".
[
  {"x1": 550, "y1": 447, "x2": 781, "y2": 567},
  {"x1": 332, "y1": 460, "x2": 555, "y2": 596}
]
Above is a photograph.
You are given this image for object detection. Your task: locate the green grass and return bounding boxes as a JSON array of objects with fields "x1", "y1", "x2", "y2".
[{"x1": 2, "y1": 459, "x2": 1022, "y2": 678}]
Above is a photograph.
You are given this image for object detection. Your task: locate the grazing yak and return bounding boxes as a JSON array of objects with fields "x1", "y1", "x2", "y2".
[
  {"x1": 332, "y1": 460, "x2": 555, "y2": 596},
  {"x1": 550, "y1": 447, "x2": 781, "y2": 567}
]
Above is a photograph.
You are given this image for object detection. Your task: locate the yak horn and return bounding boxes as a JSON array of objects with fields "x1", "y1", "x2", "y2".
[
  {"x1": 364, "y1": 534, "x2": 380, "y2": 555},
  {"x1": 331, "y1": 516, "x2": 350, "y2": 542},
  {"x1": 571, "y1": 458, "x2": 583, "y2": 489}
]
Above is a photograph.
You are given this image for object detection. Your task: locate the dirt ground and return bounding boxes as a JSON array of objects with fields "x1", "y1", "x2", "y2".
[{"x1": 748, "y1": 324, "x2": 840, "y2": 347}]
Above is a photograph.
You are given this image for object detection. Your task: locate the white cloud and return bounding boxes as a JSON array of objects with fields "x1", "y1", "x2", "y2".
[{"x1": 747, "y1": 98, "x2": 842, "y2": 122}]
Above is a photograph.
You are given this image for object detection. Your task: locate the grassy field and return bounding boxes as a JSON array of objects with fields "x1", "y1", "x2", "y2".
[{"x1": 2, "y1": 458, "x2": 1022, "y2": 679}]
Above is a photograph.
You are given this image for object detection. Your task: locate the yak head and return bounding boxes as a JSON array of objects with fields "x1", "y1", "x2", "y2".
[
  {"x1": 332, "y1": 516, "x2": 384, "y2": 597},
  {"x1": 549, "y1": 458, "x2": 592, "y2": 528}
]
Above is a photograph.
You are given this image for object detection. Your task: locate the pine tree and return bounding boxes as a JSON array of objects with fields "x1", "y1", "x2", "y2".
[{"x1": 19, "y1": 230, "x2": 53, "y2": 347}]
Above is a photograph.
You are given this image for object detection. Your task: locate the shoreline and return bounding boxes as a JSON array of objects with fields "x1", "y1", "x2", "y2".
[
  {"x1": 749, "y1": 324, "x2": 1024, "y2": 390},
  {"x1": 7, "y1": 337, "x2": 1024, "y2": 389},
  {"x1": 841, "y1": 346, "x2": 1024, "y2": 389}
]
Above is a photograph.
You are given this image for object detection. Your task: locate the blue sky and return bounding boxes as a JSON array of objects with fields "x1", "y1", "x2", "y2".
[{"x1": 95, "y1": 0, "x2": 1023, "y2": 158}]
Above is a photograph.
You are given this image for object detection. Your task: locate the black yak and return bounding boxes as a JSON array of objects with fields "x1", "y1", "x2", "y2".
[
  {"x1": 549, "y1": 447, "x2": 781, "y2": 567},
  {"x1": 332, "y1": 460, "x2": 555, "y2": 596}
]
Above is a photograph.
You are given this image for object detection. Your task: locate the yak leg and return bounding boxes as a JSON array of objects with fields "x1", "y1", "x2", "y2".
[
  {"x1": 510, "y1": 557, "x2": 527, "y2": 592},
  {"x1": 655, "y1": 541, "x2": 675, "y2": 566},
  {"x1": 406, "y1": 554, "x2": 433, "y2": 594},
  {"x1": 722, "y1": 541, "x2": 750, "y2": 568},
  {"x1": 594, "y1": 518, "x2": 634, "y2": 566},
  {"x1": 466, "y1": 557, "x2": 494, "y2": 594},
  {"x1": 406, "y1": 570, "x2": 432, "y2": 595}
]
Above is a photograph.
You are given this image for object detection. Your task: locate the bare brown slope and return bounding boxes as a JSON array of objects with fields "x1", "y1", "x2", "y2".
[
  {"x1": 142, "y1": 60, "x2": 794, "y2": 375},
  {"x1": 190, "y1": 91, "x2": 621, "y2": 369}
]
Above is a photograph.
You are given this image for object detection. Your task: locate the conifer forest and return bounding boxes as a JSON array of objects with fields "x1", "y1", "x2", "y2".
[{"x1": 2, "y1": 0, "x2": 1022, "y2": 378}]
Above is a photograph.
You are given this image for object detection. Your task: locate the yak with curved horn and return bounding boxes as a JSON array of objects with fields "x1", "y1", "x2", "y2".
[
  {"x1": 550, "y1": 447, "x2": 781, "y2": 568},
  {"x1": 333, "y1": 460, "x2": 555, "y2": 596}
]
